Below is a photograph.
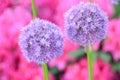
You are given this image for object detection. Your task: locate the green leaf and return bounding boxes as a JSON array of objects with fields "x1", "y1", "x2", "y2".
[
  {"x1": 113, "y1": 4, "x2": 120, "y2": 18},
  {"x1": 112, "y1": 61, "x2": 120, "y2": 72},
  {"x1": 68, "y1": 48, "x2": 85, "y2": 59},
  {"x1": 94, "y1": 51, "x2": 112, "y2": 63},
  {"x1": 49, "y1": 67, "x2": 59, "y2": 75},
  {"x1": 99, "y1": 52, "x2": 112, "y2": 62},
  {"x1": 93, "y1": 52, "x2": 99, "y2": 61}
]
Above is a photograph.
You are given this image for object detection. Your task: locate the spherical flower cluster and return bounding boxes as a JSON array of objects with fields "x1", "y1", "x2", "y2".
[
  {"x1": 19, "y1": 18, "x2": 64, "y2": 64},
  {"x1": 111, "y1": 0, "x2": 120, "y2": 5},
  {"x1": 64, "y1": 2, "x2": 108, "y2": 46}
]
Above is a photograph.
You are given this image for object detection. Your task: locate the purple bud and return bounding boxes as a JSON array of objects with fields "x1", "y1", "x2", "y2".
[
  {"x1": 19, "y1": 18, "x2": 64, "y2": 64},
  {"x1": 64, "y1": 2, "x2": 108, "y2": 46}
]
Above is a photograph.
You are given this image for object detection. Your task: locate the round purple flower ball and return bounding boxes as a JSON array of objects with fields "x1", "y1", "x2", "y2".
[
  {"x1": 19, "y1": 18, "x2": 64, "y2": 64},
  {"x1": 64, "y1": 2, "x2": 108, "y2": 46},
  {"x1": 111, "y1": 0, "x2": 120, "y2": 5}
]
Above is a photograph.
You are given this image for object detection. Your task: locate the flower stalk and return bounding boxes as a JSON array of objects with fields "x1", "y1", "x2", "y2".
[
  {"x1": 86, "y1": 45, "x2": 94, "y2": 80},
  {"x1": 32, "y1": 0, "x2": 37, "y2": 18},
  {"x1": 42, "y1": 64, "x2": 49, "y2": 80},
  {"x1": 31, "y1": 0, "x2": 49, "y2": 80}
]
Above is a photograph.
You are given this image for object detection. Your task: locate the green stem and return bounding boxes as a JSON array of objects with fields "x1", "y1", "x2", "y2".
[
  {"x1": 31, "y1": 0, "x2": 49, "y2": 80},
  {"x1": 86, "y1": 45, "x2": 93, "y2": 80},
  {"x1": 32, "y1": 0, "x2": 37, "y2": 18},
  {"x1": 42, "y1": 64, "x2": 49, "y2": 80}
]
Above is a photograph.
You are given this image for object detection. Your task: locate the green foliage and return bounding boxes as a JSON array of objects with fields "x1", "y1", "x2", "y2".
[
  {"x1": 94, "y1": 51, "x2": 112, "y2": 63},
  {"x1": 68, "y1": 48, "x2": 85, "y2": 59},
  {"x1": 112, "y1": 61, "x2": 120, "y2": 72},
  {"x1": 68, "y1": 48, "x2": 112, "y2": 63},
  {"x1": 49, "y1": 67, "x2": 59, "y2": 75},
  {"x1": 113, "y1": 4, "x2": 120, "y2": 18}
]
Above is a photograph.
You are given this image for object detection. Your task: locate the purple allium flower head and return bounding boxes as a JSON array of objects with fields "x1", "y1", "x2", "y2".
[
  {"x1": 111, "y1": 0, "x2": 120, "y2": 5},
  {"x1": 19, "y1": 18, "x2": 64, "y2": 64},
  {"x1": 64, "y1": 2, "x2": 108, "y2": 46}
]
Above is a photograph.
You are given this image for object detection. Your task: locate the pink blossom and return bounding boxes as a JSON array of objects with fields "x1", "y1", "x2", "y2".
[
  {"x1": 93, "y1": 43, "x2": 100, "y2": 51},
  {"x1": 16, "y1": 0, "x2": 31, "y2": 7},
  {"x1": 0, "y1": 30, "x2": 11, "y2": 50},
  {"x1": 0, "y1": 50, "x2": 21, "y2": 80},
  {"x1": 94, "y1": 59, "x2": 113, "y2": 80},
  {"x1": 0, "y1": 0, "x2": 12, "y2": 14},
  {"x1": 104, "y1": 18, "x2": 120, "y2": 61},
  {"x1": 36, "y1": 0, "x2": 58, "y2": 22},
  {"x1": 0, "y1": 6, "x2": 32, "y2": 50},
  {"x1": 62, "y1": 58, "x2": 113, "y2": 80},
  {"x1": 0, "y1": 49, "x2": 54, "y2": 80}
]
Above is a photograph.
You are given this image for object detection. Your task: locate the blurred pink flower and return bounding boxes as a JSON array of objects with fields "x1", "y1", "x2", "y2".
[
  {"x1": 104, "y1": 18, "x2": 120, "y2": 61},
  {"x1": 13, "y1": 0, "x2": 31, "y2": 7},
  {"x1": 93, "y1": 43, "x2": 100, "y2": 51},
  {"x1": 0, "y1": 0, "x2": 12, "y2": 14},
  {"x1": 94, "y1": 59, "x2": 113, "y2": 80},
  {"x1": 36, "y1": 0, "x2": 59, "y2": 22},
  {"x1": 0, "y1": 6, "x2": 32, "y2": 50},
  {"x1": 0, "y1": 30, "x2": 11, "y2": 50},
  {"x1": 0, "y1": 50, "x2": 21, "y2": 80},
  {"x1": 62, "y1": 58, "x2": 113, "y2": 80},
  {"x1": 0, "y1": 49, "x2": 54, "y2": 80}
]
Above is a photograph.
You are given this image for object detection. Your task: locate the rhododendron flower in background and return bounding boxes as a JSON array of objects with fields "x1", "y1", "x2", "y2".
[
  {"x1": 104, "y1": 18, "x2": 120, "y2": 61},
  {"x1": 0, "y1": 0, "x2": 12, "y2": 14},
  {"x1": 62, "y1": 58, "x2": 113, "y2": 80},
  {"x1": 0, "y1": 6, "x2": 32, "y2": 50},
  {"x1": 0, "y1": 50, "x2": 54, "y2": 80}
]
